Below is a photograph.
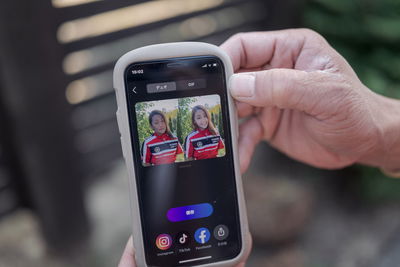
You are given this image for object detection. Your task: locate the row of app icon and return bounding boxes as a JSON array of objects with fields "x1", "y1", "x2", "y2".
[{"x1": 156, "y1": 225, "x2": 229, "y2": 250}]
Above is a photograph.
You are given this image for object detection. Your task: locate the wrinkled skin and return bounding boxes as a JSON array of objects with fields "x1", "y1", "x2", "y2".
[{"x1": 222, "y1": 29, "x2": 400, "y2": 173}]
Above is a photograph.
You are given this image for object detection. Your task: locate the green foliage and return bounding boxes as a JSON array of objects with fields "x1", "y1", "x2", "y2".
[
  {"x1": 168, "y1": 118, "x2": 173, "y2": 134},
  {"x1": 177, "y1": 97, "x2": 197, "y2": 144},
  {"x1": 304, "y1": 0, "x2": 400, "y2": 201},
  {"x1": 135, "y1": 102, "x2": 155, "y2": 147},
  {"x1": 355, "y1": 165, "x2": 400, "y2": 202},
  {"x1": 218, "y1": 148, "x2": 226, "y2": 157},
  {"x1": 176, "y1": 153, "x2": 184, "y2": 162},
  {"x1": 208, "y1": 104, "x2": 224, "y2": 139},
  {"x1": 211, "y1": 113, "x2": 216, "y2": 127},
  {"x1": 170, "y1": 118, "x2": 177, "y2": 134}
]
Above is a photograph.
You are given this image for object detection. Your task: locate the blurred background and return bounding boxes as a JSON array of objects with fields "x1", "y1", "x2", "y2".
[{"x1": 0, "y1": 0, "x2": 399, "y2": 266}]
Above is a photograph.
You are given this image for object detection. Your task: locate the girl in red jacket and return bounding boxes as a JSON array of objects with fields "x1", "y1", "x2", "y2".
[
  {"x1": 184, "y1": 105, "x2": 225, "y2": 160},
  {"x1": 141, "y1": 110, "x2": 183, "y2": 166}
]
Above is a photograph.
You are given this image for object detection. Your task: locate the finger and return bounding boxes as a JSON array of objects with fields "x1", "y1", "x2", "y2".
[
  {"x1": 118, "y1": 236, "x2": 137, "y2": 267},
  {"x1": 238, "y1": 117, "x2": 263, "y2": 173},
  {"x1": 235, "y1": 101, "x2": 263, "y2": 118},
  {"x1": 229, "y1": 69, "x2": 332, "y2": 115},
  {"x1": 220, "y1": 30, "x2": 308, "y2": 71},
  {"x1": 236, "y1": 101, "x2": 255, "y2": 118}
]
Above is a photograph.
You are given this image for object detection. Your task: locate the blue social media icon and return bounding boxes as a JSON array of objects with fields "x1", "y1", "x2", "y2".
[{"x1": 195, "y1": 227, "x2": 210, "y2": 244}]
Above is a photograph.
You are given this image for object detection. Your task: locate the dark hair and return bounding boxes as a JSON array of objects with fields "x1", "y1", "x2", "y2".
[
  {"x1": 148, "y1": 110, "x2": 173, "y2": 138},
  {"x1": 191, "y1": 105, "x2": 217, "y2": 135}
]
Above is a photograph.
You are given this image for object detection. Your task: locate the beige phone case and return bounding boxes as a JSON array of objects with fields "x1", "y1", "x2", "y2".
[{"x1": 113, "y1": 42, "x2": 249, "y2": 267}]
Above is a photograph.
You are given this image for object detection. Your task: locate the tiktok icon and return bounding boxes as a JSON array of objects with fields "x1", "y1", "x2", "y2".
[
  {"x1": 176, "y1": 231, "x2": 190, "y2": 246},
  {"x1": 194, "y1": 227, "x2": 210, "y2": 244}
]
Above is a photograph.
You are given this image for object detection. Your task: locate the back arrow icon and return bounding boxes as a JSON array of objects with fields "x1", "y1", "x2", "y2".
[{"x1": 132, "y1": 87, "x2": 137, "y2": 94}]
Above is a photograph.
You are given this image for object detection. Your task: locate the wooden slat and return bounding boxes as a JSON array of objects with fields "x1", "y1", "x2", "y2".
[
  {"x1": 65, "y1": 15, "x2": 269, "y2": 81},
  {"x1": 68, "y1": 62, "x2": 115, "y2": 81},
  {"x1": 54, "y1": 0, "x2": 148, "y2": 22},
  {"x1": 61, "y1": 0, "x2": 243, "y2": 52}
]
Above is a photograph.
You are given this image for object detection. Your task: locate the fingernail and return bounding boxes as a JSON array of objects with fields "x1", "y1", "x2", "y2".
[{"x1": 229, "y1": 73, "x2": 255, "y2": 98}]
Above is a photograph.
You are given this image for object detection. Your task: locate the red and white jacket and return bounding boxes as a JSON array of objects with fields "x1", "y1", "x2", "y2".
[
  {"x1": 141, "y1": 132, "x2": 183, "y2": 165},
  {"x1": 184, "y1": 128, "x2": 225, "y2": 160}
]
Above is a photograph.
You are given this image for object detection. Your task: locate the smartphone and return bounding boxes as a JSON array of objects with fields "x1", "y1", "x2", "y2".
[{"x1": 113, "y1": 42, "x2": 249, "y2": 267}]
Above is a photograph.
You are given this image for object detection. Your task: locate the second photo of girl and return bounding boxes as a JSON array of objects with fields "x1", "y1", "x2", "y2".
[{"x1": 184, "y1": 101, "x2": 225, "y2": 161}]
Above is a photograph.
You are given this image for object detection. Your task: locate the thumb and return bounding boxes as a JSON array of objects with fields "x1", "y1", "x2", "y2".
[
  {"x1": 118, "y1": 236, "x2": 137, "y2": 267},
  {"x1": 229, "y1": 69, "x2": 329, "y2": 113}
]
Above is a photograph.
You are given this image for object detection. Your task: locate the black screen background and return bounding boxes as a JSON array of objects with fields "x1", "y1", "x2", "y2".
[{"x1": 124, "y1": 56, "x2": 242, "y2": 266}]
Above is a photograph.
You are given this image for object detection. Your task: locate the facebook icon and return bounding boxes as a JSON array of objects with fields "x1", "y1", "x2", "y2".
[{"x1": 195, "y1": 227, "x2": 211, "y2": 244}]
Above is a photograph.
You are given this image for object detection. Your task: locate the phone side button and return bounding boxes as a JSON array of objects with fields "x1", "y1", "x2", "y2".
[{"x1": 116, "y1": 109, "x2": 122, "y2": 134}]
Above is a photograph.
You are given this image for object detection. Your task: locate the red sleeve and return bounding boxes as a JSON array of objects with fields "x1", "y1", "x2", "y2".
[
  {"x1": 185, "y1": 136, "x2": 194, "y2": 158},
  {"x1": 142, "y1": 142, "x2": 152, "y2": 164}
]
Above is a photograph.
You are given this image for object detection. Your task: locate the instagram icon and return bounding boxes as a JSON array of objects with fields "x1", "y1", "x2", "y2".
[{"x1": 155, "y1": 234, "x2": 172, "y2": 250}]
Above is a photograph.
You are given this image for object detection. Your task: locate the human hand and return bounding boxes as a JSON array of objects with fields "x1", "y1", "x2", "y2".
[
  {"x1": 118, "y1": 236, "x2": 251, "y2": 267},
  {"x1": 221, "y1": 29, "x2": 400, "y2": 173}
]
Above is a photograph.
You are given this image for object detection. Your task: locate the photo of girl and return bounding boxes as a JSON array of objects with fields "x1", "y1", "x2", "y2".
[
  {"x1": 184, "y1": 105, "x2": 225, "y2": 160},
  {"x1": 141, "y1": 110, "x2": 183, "y2": 166}
]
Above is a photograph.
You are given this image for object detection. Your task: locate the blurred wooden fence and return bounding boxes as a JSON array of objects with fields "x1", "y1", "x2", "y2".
[{"x1": 0, "y1": 0, "x2": 303, "y2": 253}]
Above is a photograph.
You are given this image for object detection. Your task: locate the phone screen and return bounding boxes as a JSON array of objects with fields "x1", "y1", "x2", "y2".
[{"x1": 124, "y1": 56, "x2": 242, "y2": 266}]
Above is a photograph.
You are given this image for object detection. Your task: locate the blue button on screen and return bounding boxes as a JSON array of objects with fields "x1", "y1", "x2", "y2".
[
  {"x1": 195, "y1": 227, "x2": 210, "y2": 244},
  {"x1": 167, "y1": 203, "x2": 213, "y2": 222}
]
